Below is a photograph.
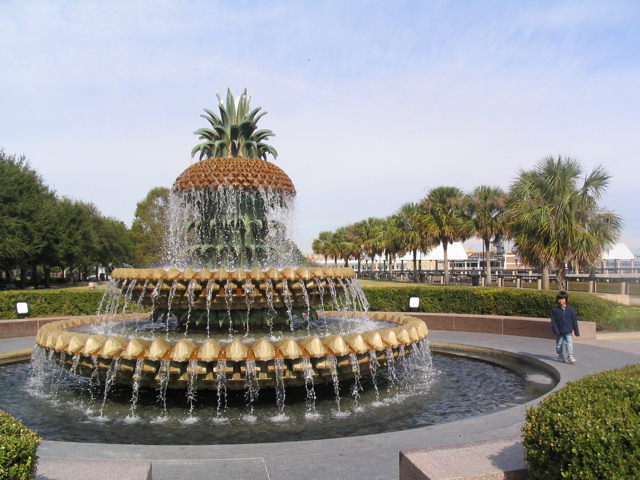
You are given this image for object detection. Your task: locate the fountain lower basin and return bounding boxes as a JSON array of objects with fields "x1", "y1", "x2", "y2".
[{"x1": 1, "y1": 346, "x2": 546, "y2": 445}]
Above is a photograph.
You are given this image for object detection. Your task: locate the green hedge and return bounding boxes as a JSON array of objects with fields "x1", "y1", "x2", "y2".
[
  {"x1": 362, "y1": 285, "x2": 614, "y2": 326},
  {"x1": 0, "y1": 410, "x2": 41, "y2": 480},
  {"x1": 522, "y1": 364, "x2": 640, "y2": 479},
  {"x1": 0, "y1": 290, "x2": 104, "y2": 320},
  {"x1": 0, "y1": 285, "x2": 621, "y2": 329}
]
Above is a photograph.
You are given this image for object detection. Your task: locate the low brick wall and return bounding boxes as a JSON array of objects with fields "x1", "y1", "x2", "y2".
[
  {"x1": 0, "y1": 313, "x2": 597, "y2": 341},
  {"x1": 403, "y1": 312, "x2": 596, "y2": 341},
  {"x1": 0, "y1": 316, "x2": 85, "y2": 339}
]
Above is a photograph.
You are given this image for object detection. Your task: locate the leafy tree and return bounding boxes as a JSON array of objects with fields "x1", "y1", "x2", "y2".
[
  {"x1": 94, "y1": 216, "x2": 135, "y2": 274},
  {"x1": 465, "y1": 186, "x2": 508, "y2": 286},
  {"x1": 0, "y1": 150, "x2": 56, "y2": 287},
  {"x1": 38, "y1": 197, "x2": 133, "y2": 283},
  {"x1": 507, "y1": 156, "x2": 622, "y2": 290},
  {"x1": 420, "y1": 186, "x2": 471, "y2": 285},
  {"x1": 191, "y1": 88, "x2": 278, "y2": 161},
  {"x1": 130, "y1": 187, "x2": 170, "y2": 267},
  {"x1": 53, "y1": 198, "x2": 102, "y2": 281},
  {"x1": 31, "y1": 195, "x2": 63, "y2": 287},
  {"x1": 0, "y1": 149, "x2": 136, "y2": 286}
]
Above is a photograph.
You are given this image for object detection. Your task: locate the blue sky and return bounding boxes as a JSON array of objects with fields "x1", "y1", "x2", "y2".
[{"x1": 2, "y1": 1, "x2": 639, "y2": 255}]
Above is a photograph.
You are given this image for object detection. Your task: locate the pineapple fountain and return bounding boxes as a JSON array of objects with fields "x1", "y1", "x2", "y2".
[{"x1": 33, "y1": 89, "x2": 429, "y2": 412}]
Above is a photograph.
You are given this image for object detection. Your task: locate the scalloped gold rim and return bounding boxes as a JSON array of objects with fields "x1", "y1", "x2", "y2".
[
  {"x1": 35, "y1": 312, "x2": 428, "y2": 390},
  {"x1": 111, "y1": 266, "x2": 357, "y2": 282}
]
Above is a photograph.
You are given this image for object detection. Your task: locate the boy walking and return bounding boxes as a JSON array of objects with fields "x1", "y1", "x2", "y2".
[{"x1": 551, "y1": 291, "x2": 580, "y2": 363}]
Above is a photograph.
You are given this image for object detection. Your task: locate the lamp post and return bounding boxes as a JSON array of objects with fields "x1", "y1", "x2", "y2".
[
  {"x1": 15, "y1": 301, "x2": 29, "y2": 318},
  {"x1": 408, "y1": 296, "x2": 420, "y2": 312}
]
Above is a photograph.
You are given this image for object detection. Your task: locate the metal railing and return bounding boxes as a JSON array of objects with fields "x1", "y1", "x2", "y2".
[{"x1": 356, "y1": 268, "x2": 640, "y2": 295}]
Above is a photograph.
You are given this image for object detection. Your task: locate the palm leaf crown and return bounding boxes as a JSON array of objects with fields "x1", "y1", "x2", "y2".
[{"x1": 191, "y1": 88, "x2": 278, "y2": 161}]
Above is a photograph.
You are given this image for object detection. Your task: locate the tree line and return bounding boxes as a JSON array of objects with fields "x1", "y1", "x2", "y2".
[
  {"x1": 1, "y1": 149, "x2": 623, "y2": 292},
  {"x1": 0, "y1": 150, "x2": 135, "y2": 288},
  {"x1": 0, "y1": 149, "x2": 171, "y2": 289},
  {"x1": 312, "y1": 156, "x2": 623, "y2": 291}
]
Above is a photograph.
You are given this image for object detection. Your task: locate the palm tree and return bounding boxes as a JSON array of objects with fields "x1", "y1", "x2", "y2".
[
  {"x1": 381, "y1": 216, "x2": 403, "y2": 280},
  {"x1": 312, "y1": 231, "x2": 335, "y2": 266},
  {"x1": 191, "y1": 88, "x2": 278, "y2": 161},
  {"x1": 507, "y1": 156, "x2": 622, "y2": 290},
  {"x1": 359, "y1": 217, "x2": 386, "y2": 277},
  {"x1": 420, "y1": 186, "x2": 471, "y2": 285},
  {"x1": 333, "y1": 226, "x2": 359, "y2": 267},
  {"x1": 392, "y1": 202, "x2": 434, "y2": 282},
  {"x1": 345, "y1": 222, "x2": 367, "y2": 274},
  {"x1": 465, "y1": 186, "x2": 508, "y2": 286}
]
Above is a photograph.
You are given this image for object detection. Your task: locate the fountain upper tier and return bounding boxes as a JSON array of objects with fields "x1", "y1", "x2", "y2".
[
  {"x1": 111, "y1": 266, "x2": 356, "y2": 312},
  {"x1": 173, "y1": 157, "x2": 296, "y2": 194},
  {"x1": 165, "y1": 157, "x2": 298, "y2": 271}
]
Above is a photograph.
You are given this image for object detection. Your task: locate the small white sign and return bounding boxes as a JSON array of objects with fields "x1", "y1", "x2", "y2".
[{"x1": 409, "y1": 297, "x2": 420, "y2": 309}]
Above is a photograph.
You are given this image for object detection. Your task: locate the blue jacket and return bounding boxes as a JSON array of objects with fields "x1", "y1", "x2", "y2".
[{"x1": 551, "y1": 304, "x2": 580, "y2": 336}]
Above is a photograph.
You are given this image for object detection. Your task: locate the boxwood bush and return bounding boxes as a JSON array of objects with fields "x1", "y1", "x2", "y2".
[
  {"x1": 522, "y1": 364, "x2": 640, "y2": 479},
  {"x1": 362, "y1": 285, "x2": 614, "y2": 326},
  {"x1": 0, "y1": 289, "x2": 104, "y2": 320},
  {"x1": 0, "y1": 410, "x2": 41, "y2": 480},
  {"x1": 0, "y1": 285, "x2": 620, "y2": 329}
]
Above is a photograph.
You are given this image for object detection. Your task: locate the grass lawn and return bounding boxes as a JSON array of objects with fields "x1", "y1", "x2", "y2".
[
  {"x1": 357, "y1": 279, "x2": 426, "y2": 288},
  {"x1": 54, "y1": 284, "x2": 107, "y2": 292}
]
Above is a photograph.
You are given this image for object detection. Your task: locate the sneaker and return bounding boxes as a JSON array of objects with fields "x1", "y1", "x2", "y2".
[
  {"x1": 567, "y1": 355, "x2": 576, "y2": 364},
  {"x1": 558, "y1": 355, "x2": 565, "y2": 363}
]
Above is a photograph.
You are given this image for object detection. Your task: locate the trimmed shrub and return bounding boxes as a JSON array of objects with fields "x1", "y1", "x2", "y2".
[
  {"x1": 362, "y1": 285, "x2": 614, "y2": 326},
  {"x1": 0, "y1": 284, "x2": 619, "y2": 329},
  {"x1": 0, "y1": 290, "x2": 104, "y2": 320},
  {"x1": 0, "y1": 410, "x2": 41, "y2": 480},
  {"x1": 522, "y1": 364, "x2": 640, "y2": 479}
]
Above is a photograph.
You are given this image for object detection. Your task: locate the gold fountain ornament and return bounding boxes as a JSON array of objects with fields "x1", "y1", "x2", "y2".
[{"x1": 34, "y1": 88, "x2": 429, "y2": 395}]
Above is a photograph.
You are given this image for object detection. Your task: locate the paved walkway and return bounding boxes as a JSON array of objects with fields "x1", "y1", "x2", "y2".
[{"x1": 1, "y1": 332, "x2": 638, "y2": 480}]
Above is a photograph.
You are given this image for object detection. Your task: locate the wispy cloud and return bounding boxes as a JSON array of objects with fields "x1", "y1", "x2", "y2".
[{"x1": 1, "y1": 0, "x2": 639, "y2": 252}]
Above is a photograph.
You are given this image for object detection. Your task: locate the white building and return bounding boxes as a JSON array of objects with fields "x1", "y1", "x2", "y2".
[{"x1": 601, "y1": 242, "x2": 635, "y2": 271}]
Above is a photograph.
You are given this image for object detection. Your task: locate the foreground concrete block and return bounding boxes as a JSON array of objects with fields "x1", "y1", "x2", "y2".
[
  {"x1": 37, "y1": 459, "x2": 152, "y2": 480},
  {"x1": 399, "y1": 437, "x2": 525, "y2": 480}
]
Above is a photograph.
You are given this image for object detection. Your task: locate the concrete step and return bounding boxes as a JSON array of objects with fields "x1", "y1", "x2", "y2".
[
  {"x1": 36, "y1": 459, "x2": 152, "y2": 480},
  {"x1": 399, "y1": 436, "x2": 525, "y2": 480}
]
